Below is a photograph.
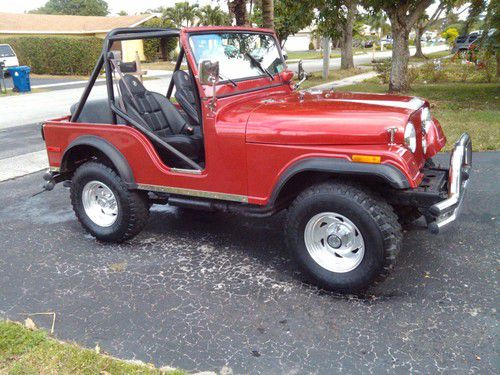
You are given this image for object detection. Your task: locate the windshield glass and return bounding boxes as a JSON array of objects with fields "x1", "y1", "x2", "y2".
[
  {"x1": 189, "y1": 32, "x2": 285, "y2": 81},
  {"x1": 0, "y1": 45, "x2": 15, "y2": 58}
]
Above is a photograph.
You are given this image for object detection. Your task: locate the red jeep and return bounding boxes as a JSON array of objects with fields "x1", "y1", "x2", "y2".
[{"x1": 41, "y1": 27, "x2": 472, "y2": 292}]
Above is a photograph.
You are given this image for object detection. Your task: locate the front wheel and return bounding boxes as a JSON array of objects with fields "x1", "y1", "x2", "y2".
[
  {"x1": 285, "y1": 181, "x2": 402, "y2": 292},
  {"x1": 70, "y1": 162, "x2": 150, "y2": 243}
]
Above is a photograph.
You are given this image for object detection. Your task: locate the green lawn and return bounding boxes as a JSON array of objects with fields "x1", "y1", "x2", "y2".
[
  {"x1": 361, "y1": 50, "x2": 452, "y2": 67},
  {"x1": 0, "y1": 320, "x2": 184, "y2": 374},
  {"x1": 409, "y1": 50, "x2": 452, "y2": 62},
  {"x1": 300, "y1": 68, "x2": 367, "y2": 90},
  {"x1": 286, "y1": 51, "x2": 341, "y2": 61},
  {"x1": 336, "y1": 81, "x2": 500, "y2": 151}
]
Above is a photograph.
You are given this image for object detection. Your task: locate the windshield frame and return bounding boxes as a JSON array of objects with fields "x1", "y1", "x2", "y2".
[{"x1": 186, "y1": 30, "x2": 286, "y2": 86}]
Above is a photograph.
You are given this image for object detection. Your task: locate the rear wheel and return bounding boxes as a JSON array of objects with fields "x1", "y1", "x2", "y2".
[
  {"x1": 70, "y1": 162, "x2": 149, "y2": 242},
  {"x1": 285, "y1": 181, "x2": 402, "y2": 292}
]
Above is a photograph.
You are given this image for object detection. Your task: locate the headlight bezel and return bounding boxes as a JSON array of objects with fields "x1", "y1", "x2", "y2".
[
  {"x1": 404, "y1": 122, "x2": 417, "y2": 153},
  {"x1": 421, "y1": 107, "x2": 433, "y2": 154},
  {"x1": 421, "y1": 107, "x2": 432, "y2": 134}
]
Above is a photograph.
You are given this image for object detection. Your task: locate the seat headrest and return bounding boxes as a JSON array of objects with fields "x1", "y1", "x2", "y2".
[
  {"x1": 120, "y1": 74, "x2": 147, "y2": 96},
  {"x1": 173, "y1": 70, "x2": 192, "y2": 88}
]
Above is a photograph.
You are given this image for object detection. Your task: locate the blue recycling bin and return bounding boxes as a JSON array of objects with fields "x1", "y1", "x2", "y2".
[{"x1": 7, "y1": 66, "x2": 31, "y2": 92}]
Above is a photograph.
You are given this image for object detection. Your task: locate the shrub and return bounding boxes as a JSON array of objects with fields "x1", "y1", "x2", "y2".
[
  {"x1": 441, "y1": 27, "x2": 459, "y2": 46},
  {"x1": 414, "y1": 58, "x2": 498, "y2": 84},
  {"x1": 308, "y1": 41, "x2": 315, "y2": 51},
  {"x1": 373, "y1": 59, "x2": 391, "y2": 84},
  {"x1": 141, "y1": 18, "x2": 178, "y2": 62},
  {"x1": 0, "y1": 36, "x2": 102, "y2": 75}
]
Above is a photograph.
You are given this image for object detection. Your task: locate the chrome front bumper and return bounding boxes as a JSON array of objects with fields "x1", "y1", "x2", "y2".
[{"x1": 427, "y1": 133, "x2": 472, "y2": 234}]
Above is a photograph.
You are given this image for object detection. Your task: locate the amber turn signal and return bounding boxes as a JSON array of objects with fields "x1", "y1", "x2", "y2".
[{"x1": 352, "y1": 154, "x2": 381, "y2": 164}]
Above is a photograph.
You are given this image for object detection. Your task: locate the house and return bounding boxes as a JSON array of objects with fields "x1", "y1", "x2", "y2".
[
  {"x1": 0, "y1": 12, "x2": 159, "y2": 62},
  {"x1": 283, "y1": 26, "x2": 319, "y2": 52}
]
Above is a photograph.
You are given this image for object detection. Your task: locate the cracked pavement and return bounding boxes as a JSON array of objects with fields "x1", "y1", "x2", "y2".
[{"x1": 0, "y1": 153, "x2": 498, "y2": 374}]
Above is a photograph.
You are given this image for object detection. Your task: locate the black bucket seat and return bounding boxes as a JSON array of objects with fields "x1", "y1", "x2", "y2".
[
  {"x1": 119, "y1": 75, "x2": 202, "y2": 161},
  {"x1": 172, "y1": 70, "x2": 200, "y2": 125}
]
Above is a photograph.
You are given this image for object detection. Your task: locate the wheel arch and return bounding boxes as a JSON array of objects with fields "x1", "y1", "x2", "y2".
[
  {"x1": 61, "y1": 135, "x2": 135, "y2": 186},
  {"x1": 270, "y1": 158, "x2": 410, "y2": 207}
]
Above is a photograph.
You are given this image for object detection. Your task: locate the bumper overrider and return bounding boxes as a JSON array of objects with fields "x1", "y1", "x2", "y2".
[{"x1": 427, "y1": 133, "x2": 472, "y2": 234}]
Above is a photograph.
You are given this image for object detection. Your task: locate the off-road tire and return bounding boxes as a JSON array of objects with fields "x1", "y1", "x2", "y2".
[
  {"x1": 70, "y1": 162, "x2": 149, "y2": 243},
  {"x1": 285, "y1": 181, "x2": 402, "y2": 292}
]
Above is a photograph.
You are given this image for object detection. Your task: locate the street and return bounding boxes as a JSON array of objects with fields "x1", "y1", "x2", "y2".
[{"x1": 0, "y1": 152, "x2": 498, "y2": 374}]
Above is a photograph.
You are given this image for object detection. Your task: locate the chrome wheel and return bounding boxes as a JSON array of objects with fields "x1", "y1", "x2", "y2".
[
  {"x1": 304, "y1": 212, "x2": 365, "y2": 273},
  {"x1": 81, "y1": 180, "x2": 118, "y2": 227}
]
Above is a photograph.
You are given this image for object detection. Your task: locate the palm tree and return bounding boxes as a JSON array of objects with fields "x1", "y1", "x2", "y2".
[
  {"x1": 365, "y1": 11, "x2": 391, "y2": 40},
  {"x1": 262, "y1": 0, "x2": 274, "y2": 29},
  {"x1": 198, "y1": 5, "x2": 231, "y2": 26},
  {"x1": 163, "y1": 2, "x2": 200, "y2": 28},
  {"x1": 228, "y1": 0, "x2": 248, "y2": 26}
]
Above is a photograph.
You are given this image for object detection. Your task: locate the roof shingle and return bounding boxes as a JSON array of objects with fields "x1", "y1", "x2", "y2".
[{"x1": 0, "y1": 12, "x2": 156, "y2": 34}]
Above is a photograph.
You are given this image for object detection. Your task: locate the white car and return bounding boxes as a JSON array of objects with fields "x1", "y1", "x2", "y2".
[{"x1": 0, "y1": 44, "x2": 19, "y2": 70}]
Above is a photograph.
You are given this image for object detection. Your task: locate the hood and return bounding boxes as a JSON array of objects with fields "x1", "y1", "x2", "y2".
[{"x1": 244, "y1": 90, "x2": 425, "y2": 145}]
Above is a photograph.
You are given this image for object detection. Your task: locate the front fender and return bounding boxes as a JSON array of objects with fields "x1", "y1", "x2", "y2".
[{"x1": 269, "y1": 157, "x2": 410, "y2": 205}]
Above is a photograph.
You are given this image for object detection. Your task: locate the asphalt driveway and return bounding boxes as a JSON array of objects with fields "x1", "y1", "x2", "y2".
[{"x1": 0, "y1": 152, "x2": 498, "y2": 374}]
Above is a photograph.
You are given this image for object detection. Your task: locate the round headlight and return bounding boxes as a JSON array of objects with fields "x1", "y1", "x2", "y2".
[
  {"x1": 404, "y1": 122, "x2": 417, "y2": 153},
  {"x1": 421, "y1": 107, "x2": 432, "y2": 134}
]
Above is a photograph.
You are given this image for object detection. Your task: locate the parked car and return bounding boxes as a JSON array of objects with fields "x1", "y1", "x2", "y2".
[
  {"x1": 41, "y1": 26, "x2": 472, "y2": 292},
  {"x1": 452, "y1": 32, "x2": 481, "y2": 56},
  {"x1": 0, "y1": 44, "x2": 19, "y2": 73}
]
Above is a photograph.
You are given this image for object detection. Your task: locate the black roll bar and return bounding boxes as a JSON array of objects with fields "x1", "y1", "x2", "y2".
[
  {"x1": 70, "y1": 53, "x2": 104, "y2": 123},
  {"x1": 70, "y1": 27, "x2": 202, "y2": 171},
  {"x1": 110, "y1": 103, "x2": 202, "y2": 171},
  {"x1": 166, "y1": 47, "x2": 184, "y2": 99}
]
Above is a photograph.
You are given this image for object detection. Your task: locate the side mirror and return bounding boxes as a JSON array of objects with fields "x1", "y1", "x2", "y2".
[
  {"x1": 297, "y1": 60, "x2": 307, "y2": 81},
  {"x1": 280, "y1": 69, "x2": 294, "y2": 83},
  {"x1": 294, "y1": 60, "x2": 309, "y2": 90},
  {"x1": 199, "y1": 59, "x2": 220, "y2": 86}
]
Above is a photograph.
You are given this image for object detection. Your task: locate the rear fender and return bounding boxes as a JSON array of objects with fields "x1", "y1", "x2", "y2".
[{"x1": 61, "y1": 135, "x2": 135, "y2": 186}]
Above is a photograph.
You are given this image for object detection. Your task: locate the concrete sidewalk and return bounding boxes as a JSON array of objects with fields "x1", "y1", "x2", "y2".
[{"x1": 310, "y1": 71, "x2": 378, "y2": 90}]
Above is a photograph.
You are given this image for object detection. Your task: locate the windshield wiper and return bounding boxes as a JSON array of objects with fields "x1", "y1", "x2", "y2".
[
  {"x1": 219, "y1": 73, "x2": 237, "y2": 87},
  {"x1": 245, "y1": 52, "x2": 274, "y2": 80}
]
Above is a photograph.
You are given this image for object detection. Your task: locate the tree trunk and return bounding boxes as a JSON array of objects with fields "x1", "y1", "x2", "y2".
[
  {"x1": 414, "y1": 27, "x2": 426, "y2": 58},
  {"x1": 340, "y1": 0, "x2": 356, "y2": 69},
  {"x1": 497, "y1": 51, "x2": 500, "y2": 77},
  {"x1": 390, "y1": 24, "x2": 410, "y2": 93},
  {"x1": 228, "y1": 0, "x2": 248, "y2": 26},
  {"x1": 262, "y1": 0, "x2": 274, "y2": 29}
]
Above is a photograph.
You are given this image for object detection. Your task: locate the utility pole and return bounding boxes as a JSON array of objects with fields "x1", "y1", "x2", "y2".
[{"x1": 322, "y1": 37, "x2": 331, "y2": 80}]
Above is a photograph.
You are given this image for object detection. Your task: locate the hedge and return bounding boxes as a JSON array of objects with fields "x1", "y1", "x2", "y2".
[
  {"x1": 141, "y1": 18, "x2": 178, "y2": 62},
  {"x1": 0, "y1": 36, "x2": 102, "y2": 75}
]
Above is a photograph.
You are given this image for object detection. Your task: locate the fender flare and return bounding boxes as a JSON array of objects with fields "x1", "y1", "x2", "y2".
[
  {"x1": 269, "y1": 157, "x2": 410, "y2": 204},
  {"x1": 61, "y1": 135, "x2": 135, "y2": 185}
]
